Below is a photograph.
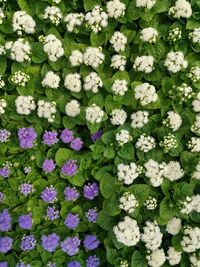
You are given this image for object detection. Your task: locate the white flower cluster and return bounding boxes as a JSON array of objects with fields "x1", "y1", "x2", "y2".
[
  {"x1": 134, "y1": 83, "x2": 158, "y2": 106},
  {"x1": 191, "y1": 114, "x2": 200, "y2": 135},
  {"x1": 140, "y1": 27, "x2": 158, "y2": 43},
  {"x1": 0, "y1": 76, "x2": 5, "y2": 88},
  {"x1": 85, "y1": 5, "x2": 108, "y2": 33},
  {"x1": 144, "y1": 159, "x2": 166, "y2": 187},
  {"x1": 188, "y1": 137, "x2": 200, "y2": 152},
  {"x1": 131, "y1": 111, "x2": 149, "y2": 128},
  {"x1": 112, "y1": 79, "x2": 128, "y2": 96},
  {"x1": 113, "y1": 216, "x2": 140, "y2": 246},
  {"x1": 144, "y1": 196, "x2": 157, "y2": 210},
  {"x1": 164, "y1": 51, "x2": 188, "y2": 73},
  {"x1": 192, "y1": 92, "x2": 200, "y2": 112},
  {"x1": 188, "y1": 66, "x2": 200, "y2": 83},
  {"x1": 189, "y1": 29, "x2": 200, "y2": 44},
  {"x1": 15, "y1": 96, "x2": 36, "y2": 115},
  {"x1": 164, "y1": 161, "x2": 184, "y2": 182},
  {"x1": 136, "y1": 0, "x2": 156, "y2": 10},
  {"x1": 9, "y1": 39, "x2": 31, "y2": 62},
  {"x1": 85, "y1": 104, "x2": 104, "y2": 123},
  {"x1": 166, "y1": 217, "x2": 182, "y2": 235},
  {"x1": 181, "y1": 195, "x2": 200, "y2": 214},
  {"x1": 177, "y1": 83, "x2": 194, "y2": 102},
  {"x1": 193, "y1": 161, "x2": 200, "y2": 180},
  {"x1": 52, "y1": 0, "x2": 62, "y2": 3},
  {"x1": 12, "y1": 11, "x2": 36, "y2": 35},
  {"x1": 162, "y1": 111, "x2": 182, "y2": 131},
  {"x1": 146, "y1": 249, "x2": 166, "y2": 267},
  {"x1": 42, "y1": 71, "x2": 60, "y2": 89},
  {"x1": 64, "y1": 73, "x2": 81, "y2": 93},
  {"x1": 69, "y1": 50, "x2": 83, "y2": 67},
  {"x1": 83, "y1": 47, "x2": 105, "y2": 69},
  {"x1": 190, "y1": 254, "x2": 200, "y2": 267},
  {"x1": 11, "y1": 71, "x2": 30, "y2": 86},
  {"x1": 65, "y1": 100, "x2": 80, "y2": 117},
  {"x1": 0, "y1": 8, "x2": 5, "y2": 24},
  {"x1": 43, "y1": 34, "x2": 64, "y2": 61},
  {"x1": 136, "y1": 134, "x2": 156, "y2": 152},
  {"x1": 181, "y1": 226, "x2": 200, "y2": 253},
  {"x1": 120, "y1": 260, "x2": 128, "y2": 267},
  {"x1": 169, "y1": 0, "x2": 192, "y2": 19},
  {"x1": 142, "y1": 220, "x2": 163, "y2": 251},
  {"x1": 106, "y1": 0, "x2": 126, "y2": 19},
  {"x1": 119, "y1": 192, "x2": 139, "y2": 213},
  {"x1": 83, "y1": 72, "x2": 103, "y2": 93},
  {"x1": 110, "y1": 54, "x2": 126, "y2": 71},
  {"x1": 42, "y1": 6, "x2": 62, "y2": 26},
  {"x1": 133, "y1": 55, "x2": 154, "y2": 73},
  {"x1": 117, "y1": 162, "x2": 140, "y2": 185},
  {"x1": 110, "y1": 109, "x2": 127, "y2": 125},
  {"x1": 116, "y1": 129, "x2": 132, "y2": 146},
  {"x1": 64, "y1": 13, "x2": 84, "y2": 32},
  {"x1": 37, "y1": 100, "x2": 56, "y2": 123},
  {"x1": 0, "y1": 45, "x2": 5, "y2": 56},
  {"x1": 0, "y1": 99, "x2": 7, "y2": 114},
  {"x1": 159, "y1": 133, "x2": 178, "y2": 153},
  {"x1": 110, "y1": 31, "x2": 127, "y2": 52},
  {"x1": 168, "y1": 27, "x2": 182, "y2": 42}
]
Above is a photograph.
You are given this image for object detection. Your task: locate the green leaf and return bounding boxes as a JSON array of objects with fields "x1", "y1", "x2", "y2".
[
  {"x1": 102, "y1": 131, "x2": 115, "y2": 145},
  {"x1": 106, "y1": 247, "x2": 118, "y2": 264},
  {"x1": 91, "y1": 32, "x2": 106, "y2": 47},
  {"x1": 84, "y1": 0, "x2": 101, "y2": 11},
  {"x1": 126, "y1": 1, "x2": 140, "y2": 21},
  {"x1": 55, "y1": 148, "x2": 74, "y2": 167},
  {"x1": 131, "y1": 251, "x2": 147, "y2": 267},
  {"x1": 100, "y1": 173, "x2": 115, "y2": 199},
  {"x1": 128, "y1": 184, "x2": 150, "y2": 205},
  {"x1": 31, "y1": 42, "x2": 47, "y2": 64},
  {"x1": 160, "y1": 197, "x2": 178, "y2": 220},
  {"x1": 118, "y1": 143, "x2": 135, "y2": 160},
  {"x1": 0, "y1": 57, "x2": 7, "y2": 75},
  {"x1": 88, "y1": 93, "x2": 104, "y2": 107},
  {"x1": 17, "y1": 0, "x2": 30, "y2": 13}
]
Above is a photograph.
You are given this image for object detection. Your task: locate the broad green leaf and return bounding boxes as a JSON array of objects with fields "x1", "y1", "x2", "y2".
[
  {"x1": 55, "y1": 148, "x2": 74, "y2": 167},
  {"x1": 100, "y1": 173, "x2": 115, "y2": 199},
  {"x1": 131, "y1": 251, "x2": 147, "y2": 267}
]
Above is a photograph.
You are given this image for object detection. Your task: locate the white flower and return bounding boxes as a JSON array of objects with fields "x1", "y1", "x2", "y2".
[
  {"x1": 83, "y1": 72, "x2": 103, "y2": 93},
  {"x1": 188, "y1": 66, "x2": 200, "y2": 83},
  {"x1": 168, "y1": 27, "x2": 182, "y2": 42},
  {"x1": 37, "y1": 100, "x2": 56, "y2": 123},
  {"x1": 65, "y1": 100, "x2": 80, "y2": 117},
  {"x1": 119, "y1": 192, "x2": 139, "y2": 213},
  {"x1": 69, "y1": 50, "x2": 83, "y2": 67},
  {"x1": 166, "y1": 218, "x2": 182, "y2": 235},
  {"x1": 193, "y1": 161, "x2": 200, "y2": 180},
  {"x1": 189, "y1": 29, "x2": 200, "y2": 44},
  {"x1": 64, "y1": 73, "x2": 81, "y2": 93},
  {"x1": 0, "y1": 8, "x2": 5, "y2": 24},
  {"x1": 134, "y1": 83, "x2": 158, "y2": 106},
  {"x1": 191, "y1": 114, "x2": 200, "y2": 135},
  {"x1": 0, "y1": 99, "x2": 7, "y2": 114},
  {"x1": 42, "y1": 6, "x2": 62, "y2": 26},
  {"x1": 116, "y1": 129, "x2": 132, "y2": 146},
  {"x1": 136, "y1": 134, "x2": 156, "y2": 152},
  {"x1": 52, "y1": 0, "x2": 62, "y2": 3},
  {"x1": 131, "y1": 111, "x2": 149, "y2": 128},
  {"x1": 163, "y1": 161, "x2": 184, "y2": 182},
  {"x1": 167, "y1": 247, "x2": 181, "y2": 266},
  {"x1": 142, "y1": 221, "x2": 163, "y2": 251},
  {"x1": 43, "y1": 34, "x2": 64, "y2": 61},
  {"x1": 42, "y1": 71, "x2": 60, "y2": 89},
  {"x1": 10, "y1": 38, "x2": 31, "y2": 62},
  {"x1": 188, "y1": 137, "x2": 200, "y2": 152},
  {"x1": 140, "y1": 27, "x2": 158, "y2": 43},
  {"x1": 83, "y1": 47, "x2": 105, "y2": 69},
  {"x1": 144, "y1": 160, "x2": 166, "y2": 187},
  {"x1": 169, "y1": 0, "x2": 192, "y2": 19},
  {"x1": 85, "y1": 5, "x2": 108, "y2": 33},
  {"x1": 120, "y1": 260, "x2": 129, "y2": 267},
  {"x1": 64, "y1": 13, "x2": 84, "y2": 32},
  {"x1": 136, "y1": 0, "x2": 156, "y2": 9},
  {"x1": 85, "y1": 104, "x2": 104, "y2": 123},
  {"x1": 106, "y1": 0, "x2": 126, "y2": 19},
  {"x1": 133, "y1": 55, "x2": 154, "y2": 73},
  {"x1": 12, "y1": 11, "x2": 36, "y2": 35},
  {"x1": 181, "y1": 195, "x2": 200, "y2": 214},
  {"x1": 164, "y1": 51, "x2": 188, "y2": 73},
  {"x1": 11, "y1": 71, "x2": 30, "y2": 86},
  {"x1": 192, "y1": 92, "x2": 200, "y2": 112},
  {"x1": 113, "y1": 216, "x2": 140, "y2": 246},
  {"x1": 181, "y1": 226, "x2": 200, "y2": 253},
  {"x1": 190, "y1": 254, "x2": 200, "y2": 267},
  {"x1": 110, "y1": 31, "x2": 127, "y2": 52},
  {"x1": 15, "y1": 96, "x2": 36, "y2": 115},
  {"x1": 0, "y1": 45, "x2": 5, "y2": 56},
  {"x1": 112, "y1": 79, "x2": 128, "y2": 96},
  {"x1": 162, "y1": 111, "x2": 182, "y2": 131},
  {"x1": 110, "y1": 109, "x2": 127, "y2": 125},
  {"x1": 117, "y1": 162, "x2": 140, "y2": 185},
  {"x1": 177, "y1": 83, "x2": 194, "y2": 101},
  {"x1": 144, "y1": 196, "x2": 157, "y2": 210},
  {"x1": 0, "y1": 76, "x2": 5, "y2": 88},
  {"x1": 159, "y1": 133, "x2": 178, "y2": 152},
  {"x1": 146, "y1": 249, "x2": 166, "y2": 267},
  {"x1": 110, "y1": 54, "x2": 126, "y2": 71}
]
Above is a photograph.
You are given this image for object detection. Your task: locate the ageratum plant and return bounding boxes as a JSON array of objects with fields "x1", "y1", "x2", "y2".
[{"x1": 0, "y1": 0, "x2": 200, "y2": 266}]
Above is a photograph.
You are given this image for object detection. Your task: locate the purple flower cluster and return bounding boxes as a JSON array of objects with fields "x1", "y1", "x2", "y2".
[
  {"x1": 61, "y1": 159, "x2": 78, "y2": 176},
  {"x1": 60, "y1": 129, "x2": 83, "y2": 151},
  {"x1": 70, "y1": 137, "x2": 83, "y2": 151},
  {"x1": 18, "y1": 214, "x2": 32, "y2": 230},
  {"x1": 86, "y1": 255, "x2": 100, "y2": 267},
  {"x1": 67, "y1": 261, "x2": 81, "y2": 267},
  {"x1": 61, "y1": 236, "x2": 80, "y2": 256},
  {"x1": 41, "y1": 185, "x2": 57, "y2": 203},
  {"x1": 83, "y1": 182, "x2": 99, "y2": 200},
  {"x1": 41, "y1": 233, "x2": 60, "y2": 252},
  {"x1": 0, "y1": 209, "x2": 11, "y2": 232},
  {"x1": 0, "y1": 166, "x2": 10, "y2": 178},
  {"x1": 19, "y1": 183, "x2": 34, "y2": 196},
  {"x1": 64, "y1": 186, "x2": 80, "y2": 201},
  {"x1": 0, "y1": 262, "x2": 7, "y2": 267},
  {"x1": 64, "y1": 213, "x2": 80, "y2": 230},
  {"x1": 0, "y1": 236, "x2": 13, "y2": 253},
  {"x1": 42, "y1": 131, "x2": 59, "y2": 146},
  {"x1": 46, "y1": 206, "x2": 59, "y2": 220},
  {"x1": 91, "y1": 130, "x2": 102, "y2": 142},
  {"x1": 83, "y1": 235, "x2": 100, "y2": 251},
  {"x1": 15, "y1": 262, "x2": 30, "y2": 267},
  {"x1": 20, "y1": 234, "x2": 36, "y2": 251},
  {"x1": 85, "y1": 207, "x2": 98, "y2": 223},
  {"x1": 42, "y1": 159, "x2": 56, "y2": 173},
  {"x1": 18, "y1": 127, "x2": 37, "y2": 148},
  {"x1": 0, "y1": 129, "x2": 11, "y2": 143}
]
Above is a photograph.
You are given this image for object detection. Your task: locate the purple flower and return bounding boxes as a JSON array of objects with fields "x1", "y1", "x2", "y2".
[
  {"x1": 43, "y1": 131, "x2": 59, "y2": 146},
  {"x1": 41, "y1": 185, "x2": 57, "y2": 203},
  {"x1": 60, "y1": 129, "x2": 74, "y2": 143},
  {"x1": 61, "y1": 237, "x2": 80, "y2": 256},
  {"x1": 0, "y1": 237, "x2": 13, "y2": 253},
  {"x1": 18, "y1": 214, "x2": 32, "y2": 230},
  {"x1": 20, "y1": 234, "x2": 36, "y2": 251},
  {"x1": 0, "y1": 262, "x2": 7, "y2": 267},
  {"x1": 47, "y1": 262, "x2": 56, "y2": 267},
  {"x1": 85, "y1": 208, "x2": 98, "y2": 223},
  {"x1": 41, "y1": 233, "x2": 60, "y2": 252},
  {"x1": 19, "y1": 183, "x2": 34, "y2": 196},
  {"x1": 15, "y1": 262, "x2": 30, "y2": 267},
  {"x1": 64, "y1": 186, "x2": 79, "y2": 201},
  {"x1": 0, "y1": 129, "x2": 11, "y2": 143},
  {"x1": 70, "y1": 138, "x2": 83, "y2": 151},
  {"x1": 86, "y1": 255, "x2": 100, "y2": 267},
  {"x1": 61, "y1": 160, "x2": 78, "y2": 176},
  {"x1": 42, "y1": 159, "x2": 56, "y2": 173},
  {"x1": 83, "y1": 235, "x2": 100, "y2": 251},
  {"x1": 18, "y1": 127, "x2": 37, "y2": 149},
  {"x1": 83, "y1": 182, "x2": 99, "y2": 200},
  {"x1": 67, "y1": 260, "x2": 81, "y2": 267},
  {"x1": 0, "y1": 192, "x2": 4, "y2": 202},
  {"x1": 46, "y1": 206, "x2": 59, "y2": 221},
  {"x1": 64, "y1": 213, "x2": 80, "y2": 230},
  {"x1": 91, "y1": 130, "x2": 102, "y2": 142},
  {"x1": 24, "y1": 166, "x2": 31, "y2": 174},
  {"x1": 0, "y1": 209, "x2": 11, "y2": 232},
  {"x1": 0, "y1": 167, "x2": 10, "y2": 178}
]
